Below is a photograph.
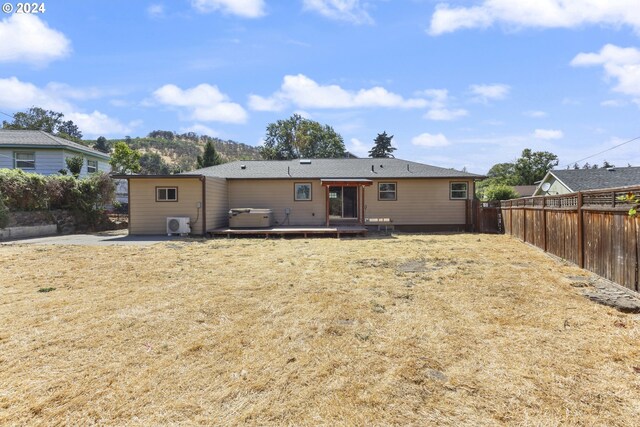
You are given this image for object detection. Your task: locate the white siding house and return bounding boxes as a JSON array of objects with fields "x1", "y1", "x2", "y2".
[{"x1": 0, "y1": 130, "x2": 110, "y2": 178}]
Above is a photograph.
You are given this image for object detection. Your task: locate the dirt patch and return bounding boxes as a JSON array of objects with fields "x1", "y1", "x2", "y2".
[{"x1": 1, "y1": 234, "x2": 640, "y2": 425}]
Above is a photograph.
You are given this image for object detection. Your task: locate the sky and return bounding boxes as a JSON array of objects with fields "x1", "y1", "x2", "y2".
[{"x1": 1, "y1": 0, "x2": 640, "y2": 174}]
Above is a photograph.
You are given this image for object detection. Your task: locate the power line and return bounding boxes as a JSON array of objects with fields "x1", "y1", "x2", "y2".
[
  {"x1": 0, "y1": 110, "x2": 15, "y2": 119},
  {"x1": 562, "y1": 135, "x2": 640, "y2": 168}
]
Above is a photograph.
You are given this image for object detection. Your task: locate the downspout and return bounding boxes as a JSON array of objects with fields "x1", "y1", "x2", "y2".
[
  {"x1": 200, "y1": 176, "x2": 207, "y2": 237},
  {"x1": 126, "y1": 177, "x2": 132, "y2": 234}
]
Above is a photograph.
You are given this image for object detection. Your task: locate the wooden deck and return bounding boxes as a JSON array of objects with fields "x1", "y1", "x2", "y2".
[{"x1": 207, "y1": 225, "x2": 368, "y2": 238}]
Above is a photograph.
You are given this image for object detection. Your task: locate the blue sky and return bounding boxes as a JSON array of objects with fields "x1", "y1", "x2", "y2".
[{"x1": 1, "y1": 0, "x2": 639, "y2": 174}]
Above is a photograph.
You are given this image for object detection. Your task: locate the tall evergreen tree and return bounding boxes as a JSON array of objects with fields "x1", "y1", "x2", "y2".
[
  {"x1": 368, "y1": 131, "x2": 396, "y2": 158},
  {"x1": 94, "y1": 136, "x2": 110, "y2": 153},
  {"x1": 197, "y1": 141, "x2": 222, "y2": 168}
]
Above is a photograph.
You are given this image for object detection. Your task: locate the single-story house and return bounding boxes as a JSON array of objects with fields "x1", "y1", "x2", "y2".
[
  {"x1": 512, "y1": 185, "x2": 537, "y2": 198},
  {"x1": 533, "y1": 166, "x2": 640, "y2": 196},
  {"x1": 0, "y1": 129, "x2": 110, "y2": 178},
  {"x1": 116, "y1": 158, "x2": 483, "y2": 235}
]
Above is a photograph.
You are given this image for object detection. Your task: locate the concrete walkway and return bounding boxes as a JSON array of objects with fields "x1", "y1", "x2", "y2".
[{"x1": 1, "y1": 230, "x2": 194, "y2": 246}]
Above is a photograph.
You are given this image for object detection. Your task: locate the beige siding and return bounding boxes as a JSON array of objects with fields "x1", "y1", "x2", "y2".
[
  {"x1": 204, "y1": 177, "x2": 229, "y2": 229},
  {"x1": 228, "y1": 179, "x2": 326, "y2": 226},
  {"x1": 129, "y1": 178, "x2": 204, "y2": 235},
  {"x1": 364, "y1": 179, "x2": 472, "y2": 225},
  {"x1": 227, "y1": 178, "x2": 472, "y2": 226}
]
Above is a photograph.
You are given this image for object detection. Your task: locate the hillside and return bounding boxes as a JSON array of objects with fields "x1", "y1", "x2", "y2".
[{"x1": 84, "y1": 131, "x2": 262, "y2": 173}]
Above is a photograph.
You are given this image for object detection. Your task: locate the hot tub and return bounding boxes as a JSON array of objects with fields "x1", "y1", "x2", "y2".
[{"x1": 228, "y1": 208, "x2": 274, "y2": 228}]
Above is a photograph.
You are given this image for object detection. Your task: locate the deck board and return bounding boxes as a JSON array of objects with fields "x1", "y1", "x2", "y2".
[{"x1": 207, "y1": 225, "x2": 367, "y2": 238}]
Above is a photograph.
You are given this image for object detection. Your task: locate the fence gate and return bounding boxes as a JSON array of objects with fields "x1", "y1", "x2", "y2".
[{"x1": 475, "y1": 201, "x2": 503, "y2": 234}]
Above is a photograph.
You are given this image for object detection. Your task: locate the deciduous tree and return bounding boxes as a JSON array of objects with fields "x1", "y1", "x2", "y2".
[
  {"x1": 2, "y1": 107, "x2": 82, "y2": 141},
  {"x1": 109, "y1": 142, "x2": 141, "y2": 174},
  {"x1": 260, "y1": 114, "x2": 346, "y2": 160}
]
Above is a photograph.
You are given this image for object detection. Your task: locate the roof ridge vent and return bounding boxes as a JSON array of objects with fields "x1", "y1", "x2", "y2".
[
  {"x1": 606, "y1": 167, "x2": 616, "y2": 171},
  {"x1": 300, "y1": 159, "x2": 311, "y2": 164}
]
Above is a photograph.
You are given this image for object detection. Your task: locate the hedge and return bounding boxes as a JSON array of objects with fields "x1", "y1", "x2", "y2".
[{"x1": 0, "y1": 169, "x2": 115, "y2": 228}]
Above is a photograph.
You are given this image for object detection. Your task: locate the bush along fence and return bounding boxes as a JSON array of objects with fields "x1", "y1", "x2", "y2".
[
  {"x1": 501, "y1": 185, "x2": 640, "y2": 292},
  {"x1": 0, "y1": 168, "x2": 115, "y2": 232}
]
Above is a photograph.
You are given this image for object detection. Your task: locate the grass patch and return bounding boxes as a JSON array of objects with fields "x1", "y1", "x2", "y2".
[
  {"x1": 1, "y1": 234, "x2": 639, "y2": 425},
  {"x1": 37, "y1": 287, "x2": 56, "y2": 293}
]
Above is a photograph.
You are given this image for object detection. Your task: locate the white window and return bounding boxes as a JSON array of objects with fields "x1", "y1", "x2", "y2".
[
  {"x1": 378, "y1": 182, "x2": 397, "y2": 201},
  {"x1": 14, "y1": 152, "x2": 35, "y2": 169},
  {"x1": 450, "y1": 182, "x2": 468, "y2": 199},
  {"x1": 294, "y1": 182, "x2": 312, "y2": 201},
  {"x1": 156, "y1": 187, "x2": 178, "y2": 202},
  {"x1": 87, "y1": 160, "x2": 98, "y2": 173}
]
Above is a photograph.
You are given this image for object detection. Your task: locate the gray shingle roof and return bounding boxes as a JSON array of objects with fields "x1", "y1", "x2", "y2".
[
  {"x1": 551, "y1": 167, "x2": 640, "y2": 191},
  {"x1": 0, "y1": 130, "x2": 110, "y2": 159},
  {"x1": 189, "y1": 158, "x2": 483, "y2": 179}
]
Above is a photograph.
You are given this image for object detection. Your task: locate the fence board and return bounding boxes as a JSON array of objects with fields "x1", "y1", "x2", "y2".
[{"x1": 501, "y1": 186, "x2": 639, "y2": 292}]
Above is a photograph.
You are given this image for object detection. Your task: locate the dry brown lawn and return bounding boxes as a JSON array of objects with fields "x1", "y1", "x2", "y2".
[{"x1": 1, "y1": 233, "x2": 640, "y2": 426}]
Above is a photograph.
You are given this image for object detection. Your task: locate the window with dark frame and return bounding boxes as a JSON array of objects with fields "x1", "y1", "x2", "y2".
[
  {"x1": 378, "y1": 182, "x2": 397, "y2": 201},
  {"x1": 14, "y1": 152, "x2": 35, "y2": 169},
  {"x1": 450, "y1": 182, "x2": 468, "y2": 199},
  {"x1": 294, "y1": 182, "x2": 312, "y2": 201},
  {"x1": 156, "y1": 187, "x2": 178, "y2": 202},
  {"x1": 87, "y1": 160, "x2": 98, "y2": 173}
]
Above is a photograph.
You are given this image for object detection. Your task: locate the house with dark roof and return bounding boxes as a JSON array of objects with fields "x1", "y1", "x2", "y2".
[
  {"x1": 0, "y1": 129, "x2": 110, "y2": 177},
  {"x1": 116, "y1": 158, "x2": 483, "y2": 235},
  {"x1": 533, "y1": 167, "x2": 640, "y2": 196}
]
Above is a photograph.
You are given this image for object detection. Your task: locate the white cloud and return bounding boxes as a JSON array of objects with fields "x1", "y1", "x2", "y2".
[
  {"x1": 533, "y1": 129, "x2": 564, "y2": 140},
  {"x1": 523, "y1": 110, "x2": 547, "y2": 118},
  {"x1": 417, "y1": 89, "x2": 468, "y2": 121},
  {"x1": 411, "y1": 132, "x2": 450, "y2": 147},
  {"x1": 191, "y1": 0, "x2": 265, "y2": 18},
  {"x1": 348, "y1": 137, "x2": 370, "y2": 157},
  {"x1": 66, "y1": 111, "x2": 134, "y2": 137},
  {"x1": 147, "y1": 4, "x2": 165, "y2": 18},
  {"x1": 0, "y1": 77, "x2": 72, "y2": 111},
  {"x1": 425, "y1": 108, "x2": 468, "y2": 121},
  {"x1": 153, "y1": 83, "x2": 248, "y2": 123},
  {"x1": 0, "y1": 14, "x2": 71, "y2": 66},
  {"x1": 180, "y1": 123, "x2": 219, "y2": 137},
  {"x1": 571, "y1": 44, "x2": 640, "y2": 97},
  {"x1": 303, "y1": 0, "x2": 373, "y2": 25},
  {"x1": 601, "y1": 99, "x2": 627, "y2": 107},
  {"x1": 248, "y1": 94, "x2": 288, "y2": 112},
  {"x1": 250, "y1": 74, "x2": 427, "y2": 111},
  {"x1": 0, "y1": 77, "x2": 136, "y2": 138},
  {"x1": 428, "y1": 0, "x2": 640, "y2": 36},
  {"x1": 470, "y1": 83, "x2": 510, "y2": 103}
]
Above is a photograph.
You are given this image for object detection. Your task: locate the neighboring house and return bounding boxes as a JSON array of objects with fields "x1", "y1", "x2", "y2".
[
  {"x1": 116, "y1": 158, "x2": 483, "y2": 235},
  {"x1": 0, "y1": 129, "x2": 110, "y2": 178},
  {"x1": 513, "y1": 185, "x2": 537, "y2": 198},
  {"x1": 533, "y1": 167, "x2": 640, "y2": 196}
]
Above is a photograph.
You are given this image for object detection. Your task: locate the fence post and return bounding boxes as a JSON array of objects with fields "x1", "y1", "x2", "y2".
[
  {"x1": 577, "y1": 192, "x2": 584, "y2": 268},
  {"x1": 542, "y1": 197, "x2": 547, "y2": 252},
  {"x1": 523, "y1": 202, "x2": 527, "y2": 243}
]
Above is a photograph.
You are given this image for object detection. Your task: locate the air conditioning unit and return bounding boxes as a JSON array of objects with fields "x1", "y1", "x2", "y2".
[{"x1": 167, "y1": 217, "x2": 191, "y2": 236}]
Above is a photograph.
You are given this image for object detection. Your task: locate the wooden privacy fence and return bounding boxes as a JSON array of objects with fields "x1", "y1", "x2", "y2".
[{"x1": 501, "y1": 185, "x2": 640, "y2": 292}]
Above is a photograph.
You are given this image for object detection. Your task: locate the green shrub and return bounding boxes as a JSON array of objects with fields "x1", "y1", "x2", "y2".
[
  {"x1": 484, "y1": 184, "x2": 520, "y2": 201},
  {"x1": 46, "y1": 175, "x2": 79, "y2": 209},
  {"x1": 0, "y1": 169, "x2": 115, "y2": 230},
  {"x1": 0, "y1": 195, "x2": 9, "y2": 229},
  {"x1": 65, "y1": 155, "x2": 84, "y2": 178},
  {"x1": 0, "y1": 169, "x2": 48, "y2": 210}
]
